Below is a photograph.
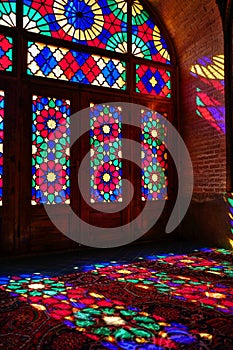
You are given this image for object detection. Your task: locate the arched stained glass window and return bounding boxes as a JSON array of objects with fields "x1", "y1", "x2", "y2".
[
  {"x1": 132, "y1": 0, "x2": 170, "y2": 63},
  {"x1": 23, "y1": 0, "x2": 172, "y2": 95},
  {"x1": 0, "y1": 0, "x2": 175, "y2": 209},
  {"x1": 23, "y1": 0, "x2": 128, "y2": 52}
]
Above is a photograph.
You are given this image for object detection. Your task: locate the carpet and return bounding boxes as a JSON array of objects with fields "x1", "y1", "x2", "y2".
[{"x1": 0, "y1": 247, "x2": 233, "y2": 349}]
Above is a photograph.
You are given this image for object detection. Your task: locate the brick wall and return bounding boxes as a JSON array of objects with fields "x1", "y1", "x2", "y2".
[{"x1": 148, "y1": 0, "x2": 225, "y2": 200}]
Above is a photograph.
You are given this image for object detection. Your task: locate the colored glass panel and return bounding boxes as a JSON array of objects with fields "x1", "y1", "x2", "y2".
[
  {"x1": 141, "y1": 109, "x2": 167, "y2": 200},
  {"x1": 32, "y1": 95, "x2": 70, "y2": 205},
  {"x1": 0, "y1": 34, "x2": 13, "y2": 72},
  {"x1": 27, "y1": 41, "x2": 126, "y2": 90},
  {"x1": 0, "y1": 0, "x2": 16, "y2": 27},
  {"x1": 90, "y1": 103, "x2": 122, "y2": 203},
  {"x1": 23, "y1": 0, "x2": 127, "y2": 52},
  {"x1": 0, "y1": 91, "x2": 4, "y2": 206},
  {"x1": 136, "y1": 64, "x2": 171, "y2": 97},
  {"x1": 132, "y1": 0, "x2": 170, "y2": 63}
]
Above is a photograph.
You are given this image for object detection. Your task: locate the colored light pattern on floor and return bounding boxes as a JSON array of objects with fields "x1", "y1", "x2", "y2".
[
  {"x1": 136, "y1": 64, "x2": 171, "y2": 97},
  {"x1": 132, "y1": 0, "x2": 170, "y2": 64},
  {"x1": 141, "y1": 109, "x2": 167, "y2": 201},
  {"x1": 110, "y1": 269, "x2": 233, "y2": 314},
  {"x1": 0, "y1": 0, "x2": 16, "y2": 27},
  {"x1": 156, "y1": 253, "x2": 233, "y2": 278},
  {"x1": 32, "y1": 95, "x2": 70, "y2": 205},
  {"x1": 190, "y1": 55, "x2": 225, "y2": 134},
  {"x1": 27, "y1": 42, "x2": 127, "y2": 90},
  {"x1": 23, "y1": 0, "x2": 127, "y2": 52},
  {"x1": 90, "y1": 103, "x2": 122, "y2": 203},
  {"x1": 0, "y1": 273, "x2": 207, "y2": 348},
  {"x1": 91, "y1": 251, "x2": 233, "y2": 315},
  {"x1": 1, "y1": 248, "x2": 233, "y2": 348},
  {"x1": 0, "y1": 34, "x2": 13, "y2": 72},
  {"x1": 0, "y1": 91, "x2": 4, "y2": 206}
]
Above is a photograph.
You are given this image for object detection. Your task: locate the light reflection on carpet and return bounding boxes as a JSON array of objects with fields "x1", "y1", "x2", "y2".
[{"x1": 0, "y1": 247, "x2": 233, "y2": 349}]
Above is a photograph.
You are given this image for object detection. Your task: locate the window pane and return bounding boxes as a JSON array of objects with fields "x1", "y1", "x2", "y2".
[
  {"x1": 136, "y1": 64, "x2": 171, "y2": 97},
  {"x1": 23, "y1": 0, "x2": 127, "y2": 52},
  {"x1": 90, "y1": 103, "x2": 122, "y2": 203},
  {"x1": 132, "y1": 0, "x2": 170, "y2": 63},
  {"x1": 0, "y1": 91, "x2": 4, "y2": 206},
  {"x1": 0, "y1": 0, "x2": 16, "y2": 27},
  {"x1": 27, "y1": 41, "x2": 126, "y2": 90},
  {"x1": 32, "y1": 95, "x2": 70, "y2": 205},
  {"x1": 0, "y1": 34, "x2": 13, "y2": 72},
  {"x1": 141, "y1": 109, "x2": 167, "y2": 201}
]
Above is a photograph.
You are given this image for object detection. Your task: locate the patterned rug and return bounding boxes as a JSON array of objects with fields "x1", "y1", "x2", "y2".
[{"x1": 0, "y1": 247, "x2": 233, "y2": 349}]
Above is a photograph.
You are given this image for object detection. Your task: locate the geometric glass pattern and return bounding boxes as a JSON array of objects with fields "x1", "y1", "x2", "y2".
[
  {"x1": 0, "y1": 0, "x2": 16, "y2": 27},
  {"x1": 90, "y1": 103, "x2": 122, "y2": 203},
  {"x1": 132, "y1": 0, "x2": 170, "y2": 63},
  {"x1": 23, "y1": 0, "x2": 127, "y2": 53},
  {"x1": 32, "y1": 95, "x2": 70, "y2": 205},
  {"x1": 136, "y1": 64, "x2": 171, "y2": 97},
  {"x1": 0, "y1": 91, "x2": 4, "y2": 206},
  {"x1": 27, "y1": 42, "x2": 127, "y2": 90},
  {"x1": 0, "y1": 34, "x2": 13, "y2": 72},
  {"x1": 141, "y1": 109, "x2": 167, "y2": 200}
]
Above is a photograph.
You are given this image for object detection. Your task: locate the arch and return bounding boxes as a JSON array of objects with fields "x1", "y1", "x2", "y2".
[{"x1": 0, "y1": 0, "x2": 178, "y2": 252}]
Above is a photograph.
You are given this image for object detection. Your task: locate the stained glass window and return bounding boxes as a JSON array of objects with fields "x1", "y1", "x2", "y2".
[
  {"x1": 141, "y1": 109, "x2": 167, "y2": 201},
  {"x1": 27, "y1": 41, "x2": 126, "y2": 90},
  {"x1": 0, "y1": 91, "x2": 4, "y2": 206},
  {"x1": 136, "y1": 64, "x2": 171, "y2": 97},
  {"x1": 24, "y1": 1, "x2": 173, "y2": 94},
  {"x1": 5, "y1": 0, "x2": 174, "y2": 207},
  {"x1": 23, "y1": 0, "x2": 127, "y2": 52},
  {"x1": 0, "y1": 34, "x2": 13, "y2": 72},
  {"x1": 132, "y1": 0, "x2": 170, "y2": 63},
  {"x1": 90, "y1": 103, "x2": 122, "y2": 203},
  {"x1": 32, "y1": 95, "x2": 70, "y2": 205},
  {"x1": 0, "y1": 0, "x2": 16, "y2": 27}
]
